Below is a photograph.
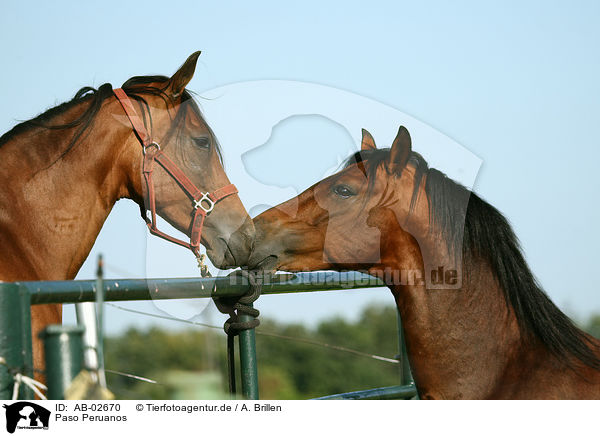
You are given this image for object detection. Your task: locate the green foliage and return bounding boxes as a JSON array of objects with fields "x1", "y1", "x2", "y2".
[
  {"x1": 257, "y1": 365, "x2": 300, "y2": 399},
  {"x1": 104, "y1": 306, "x2": 600, "y2": 400},
  {"x1": 104, "y1": 304, "x2": 402, "y2": 399},
  {"x1": 103, "y1": 306, "x2": 600, "y2": 399},
  {"x1": 104, "y1": 327, "x2": 226, "y2": 399},
  {"x1": 255, "y1": 306, "x2": 401, "y2": 398}
]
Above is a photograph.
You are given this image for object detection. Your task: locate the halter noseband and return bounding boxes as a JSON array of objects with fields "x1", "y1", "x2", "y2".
[{"x1": 113, "y1": 88, "x2": 238, "y2": 258}]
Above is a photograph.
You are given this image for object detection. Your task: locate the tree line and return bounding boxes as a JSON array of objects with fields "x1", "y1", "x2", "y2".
[{"x1": 104, "y1": 305, "x2": 600, "y2": 399}]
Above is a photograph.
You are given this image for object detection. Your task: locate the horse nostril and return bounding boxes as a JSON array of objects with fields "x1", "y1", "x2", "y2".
[{"x1": 225, "y1": 232, "x2": 253, "y2": 266}]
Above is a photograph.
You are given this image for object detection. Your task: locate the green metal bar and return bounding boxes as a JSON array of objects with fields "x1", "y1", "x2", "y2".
[
  {"x1": 27, "y1": 277, "x2": 241, "y2": 304},
  {"x1": 23, "y1": 272, "x2": 385, "y2": 305},
  {"x1": 396, "y1": 310, "x2": 405, "y2": 384},
  {"x1": 396, "y1": 310, "x2": 413, "y2": 386},
  {"x1": 18, "y1": 285, "x2": 34, "y2": 399},
  {"x1": 238, "y1": 305, "x2": 259, "y2": 399},
  {"x1": 400, "y1": 332, "x2": 413, "y2": 387},
  {"x1": 313, "y1": 384, "x2": 418, "y2": 400},
  {"x1": 0, "y1": 283, "x2": 33, "y2": 400},
  {"x1": 95, "y1": 255, "x2": 106, "y2": 387},
  {"x1": 39, "y1": 325, "x2": 84, "y2": 400}
]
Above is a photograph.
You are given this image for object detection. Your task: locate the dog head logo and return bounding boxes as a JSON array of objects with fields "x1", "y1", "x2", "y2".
[{"x1": 3, "y1": 402, "x2": 50, "y2": 433}]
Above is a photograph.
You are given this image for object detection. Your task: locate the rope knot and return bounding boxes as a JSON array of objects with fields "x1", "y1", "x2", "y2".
[
  {"x1": 212, "y1": 270, "x2": 263, "y2": 396},
  {"x1": 214, "y1": 270, "x2": 262, "y2": 336}
]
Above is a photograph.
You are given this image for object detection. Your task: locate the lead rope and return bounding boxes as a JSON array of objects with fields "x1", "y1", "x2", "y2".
[
  {"x1": 197, "y1": 254, "x2": 211, "y2": 278},
  {"x1": 212, "y1": 270, "x2": 261, "y2": 396}
]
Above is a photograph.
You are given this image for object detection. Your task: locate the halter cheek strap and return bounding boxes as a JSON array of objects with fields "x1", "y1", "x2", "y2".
[{"x1": 113, "y1": 88, "x2": 238, "y2": 258}]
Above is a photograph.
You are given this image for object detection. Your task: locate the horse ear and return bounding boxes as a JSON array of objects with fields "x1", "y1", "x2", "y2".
[
  {"x1": 168, "y1": 51, "x2": 201, "y2": 98},
  {"x1": 361, "y1": 128, "x2": 377, "y2": 150},
  {"x1": 389, "y1": 125, "x2": 412, "y2": 168}
]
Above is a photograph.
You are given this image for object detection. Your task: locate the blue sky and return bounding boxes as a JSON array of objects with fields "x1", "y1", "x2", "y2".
[{"x1": 1, "y1": 1, "x2": 599, "y2": 332}]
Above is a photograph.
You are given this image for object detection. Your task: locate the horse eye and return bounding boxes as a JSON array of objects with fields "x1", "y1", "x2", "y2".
[
  {"x1": 193, "y1": 137, "x2": 210, "y2": 149},
  {"x1": 333, "y1": 185, "x2": 355, "y2": 198}
]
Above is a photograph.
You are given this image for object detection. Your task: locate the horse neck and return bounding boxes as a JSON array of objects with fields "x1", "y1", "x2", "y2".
[
  {"x1": 371, "y1": 204, "x2": 528, "y2": 399},
  {"x1": 0, "y1": 100, "x2": 137, "y2": 281}
]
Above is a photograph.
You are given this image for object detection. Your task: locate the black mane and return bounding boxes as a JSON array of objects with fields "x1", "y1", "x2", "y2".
[
  {"x1": 345, "y1": 148, "x2": 600, "y2": 370},
  {"x1": 0, "y1": 75, "x2": 222, "y2": 163}
]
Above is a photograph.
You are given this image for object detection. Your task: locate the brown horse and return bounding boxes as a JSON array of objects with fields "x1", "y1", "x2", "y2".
[
  {"x1": 249, "y1": 126, "x2": 600, "y2": 399},
  {"x1": 0, "y1": 52, "x2": 254, "y2": 378}
]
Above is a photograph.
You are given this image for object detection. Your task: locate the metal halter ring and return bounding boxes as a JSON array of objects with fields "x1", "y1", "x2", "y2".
[
  {"x1": 193, "y1": 192, "x2": 215, "y2": 213},
  {"x1": 142, "y1": 142, "x2": 161, "y2": 155}
]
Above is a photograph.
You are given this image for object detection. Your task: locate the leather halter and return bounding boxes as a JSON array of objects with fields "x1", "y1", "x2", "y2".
[{"x1": 113, "y1": 88, "x2": 238, "y2": 258}]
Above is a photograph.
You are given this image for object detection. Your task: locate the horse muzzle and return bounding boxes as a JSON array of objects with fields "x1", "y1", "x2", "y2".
[{"x1": 205, "y1": 216, "x2": 255, "y2": 269}]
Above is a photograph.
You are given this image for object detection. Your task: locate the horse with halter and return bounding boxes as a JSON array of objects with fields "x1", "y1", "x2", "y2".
[
  {"x1": 0, "y1": 52, "x2": 254, "y2": 379},
  {"x1": 249, "y1": 126, "x2": 600, "y2": 399}
]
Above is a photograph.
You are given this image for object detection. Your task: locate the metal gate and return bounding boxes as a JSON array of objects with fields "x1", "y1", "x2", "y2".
[{"x1": 0, "y1": 271, "x2": 416, "y2": 400}]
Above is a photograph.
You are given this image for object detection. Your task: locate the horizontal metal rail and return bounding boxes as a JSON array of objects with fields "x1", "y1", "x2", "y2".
[
  {"x1": 313, "y1": 384, "x2": 417, "y2": 400},
  {"x1": 8, "y1": 272, "x2": 386, "y2": 305}
]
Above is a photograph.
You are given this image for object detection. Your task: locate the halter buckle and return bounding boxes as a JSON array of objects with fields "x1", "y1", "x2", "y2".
[
  {"x1": 194, "y1": 192, "x2": 215, "y2": 213},
  {"x1": 143, "y1": 142, "x2": 161, "y2": 155}
]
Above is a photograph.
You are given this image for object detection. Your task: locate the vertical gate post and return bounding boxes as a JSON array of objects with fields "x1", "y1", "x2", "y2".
[
  {"x1": 75, "y1": 303, "x2": 100, "y2": 381},
  {"x1": 238, "y1": 306, "x2": 259, "y2": 399},
  {"x1": 94, "y1": 254, "x2": 106, "y2": 387},
  {"x1": 39, "y1": 325, "x2": 84, "y2": 399},
  {"x1": 396, "y1": 310, "x2": 413, "y2": 386},
  {"x1": 0, "y1": 283, "x2": 33, "y2": 400}
]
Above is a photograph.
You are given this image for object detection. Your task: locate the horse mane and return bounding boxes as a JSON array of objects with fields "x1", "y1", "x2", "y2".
[
  {"x1": 345, "y1": 148, "x2": 600, "y2": 371},
  {"x1": 0, "y1": 75, "x2": 222, "y2": 164}
]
